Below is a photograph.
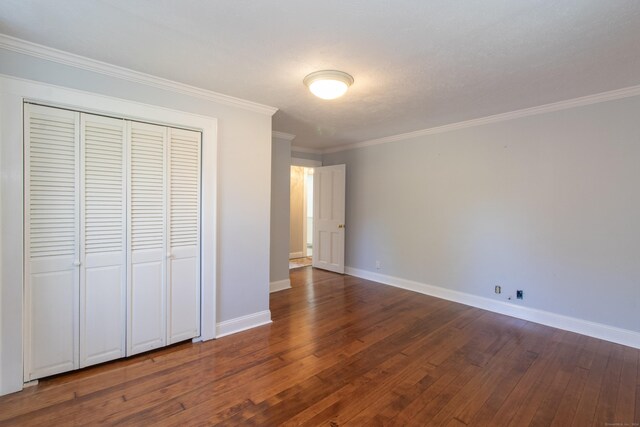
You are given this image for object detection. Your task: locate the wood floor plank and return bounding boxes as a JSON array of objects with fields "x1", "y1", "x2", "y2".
[
  {"x1": 507, "y1": 333, "x2": 585, "y2": 427},
  {"x1": 453, "y1": 340, "x2": 539, "y2": 424},
  {"x1": 549, "y1": 336, "x2": 601, "y2": 427},
  {"x1": 528, "y1": 335, "x2": 589, "y2": 427},
  {"x1": 613, "y1": 346, "x2": 639, "y2": 426},
  {"x1": 571, "y1": 339, "x2": 613, "y2": 427},
  {"x1": 0, "y1": 266, "x2": 638, "y2": 426},
  {"x1": 426, "y1": 324, "x2": 554, "y2": 426},
  {"x1": 591, "y1": 343, "x2": 625, "y2": 426}
]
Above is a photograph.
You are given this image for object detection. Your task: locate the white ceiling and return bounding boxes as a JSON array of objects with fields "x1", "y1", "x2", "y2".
[{"x1": 1, "y1": 0, "x2": 639, "y2": 150}]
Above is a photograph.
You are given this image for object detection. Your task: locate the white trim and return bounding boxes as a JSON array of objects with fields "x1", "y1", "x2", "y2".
[
  {"x1": 272, "y1": 131, "x2": 296, "y2": 141},
  {"x1": 0, "y1": 74, "x2": 218, "y2": 395},
  {"x1": 345, "y1": 267, "x2": 640, "y2": 350},
  {"x1": 323, "y1": 84, "x2": 640, "y2": 154},
  {"x1": 0, "y1": 34, "x2": 278, "y2": 117},
  {"x1": 291, "y1": 145, "x2": 323, "y2": 154},
  {"x1": 291, "y1": 158, "x2": 322, "y2": 168},
  {"x1": 289, "y1": 251, "x2": 305, "y2": 259},
  {"x1": 270, "y1": 279, "x2": 291, "y2": 293},
  {"x1": 215, "y1": 310, "x2": 272, "y2": 338}
]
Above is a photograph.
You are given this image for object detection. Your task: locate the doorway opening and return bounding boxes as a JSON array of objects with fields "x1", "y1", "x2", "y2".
[{"x1": 289, "y1": 165, "x2": 314, "y2": 269}]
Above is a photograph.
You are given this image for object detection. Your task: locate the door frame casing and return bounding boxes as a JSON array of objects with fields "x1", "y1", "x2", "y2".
[{"x1": 0, "y1": 75, "x2": 217, "y2": 395}]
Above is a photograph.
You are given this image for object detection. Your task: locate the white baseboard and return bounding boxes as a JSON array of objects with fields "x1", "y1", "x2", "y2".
[
  {"x1": 215, "y1": 310, "x2": 272, "y2": 339},
  {"x1": 289, "y1": 252, "x2": 305, "y2": 259},
  {"x1": 345, "y1": 267, "x2": 640, "y2": 349},
  {"x1": 270, "y1": 279, "x2": 291, "y2": 293}
]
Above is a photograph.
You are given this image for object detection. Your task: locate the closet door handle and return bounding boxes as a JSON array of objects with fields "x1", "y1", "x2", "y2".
[{"x1": 73, "y1": 260, "x2": 81, "y2": 267}]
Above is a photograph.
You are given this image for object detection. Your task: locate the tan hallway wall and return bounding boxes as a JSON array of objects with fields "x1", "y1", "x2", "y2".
[{"x1": 289, "y1": 166, "x2": 305, "y2": 257}]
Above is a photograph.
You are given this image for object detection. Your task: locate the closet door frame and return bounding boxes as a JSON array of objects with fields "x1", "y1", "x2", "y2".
[{"x1": 0, "y1": 76, "x2": 219, "y2": 395}]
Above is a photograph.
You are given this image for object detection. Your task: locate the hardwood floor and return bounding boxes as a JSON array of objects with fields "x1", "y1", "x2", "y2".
[
  {"x1": 289, "y1": 256, "x2": 313, "y2": 269},
  {"x1": 1, "y1": 267, "x2": 638, "y2": 426}
]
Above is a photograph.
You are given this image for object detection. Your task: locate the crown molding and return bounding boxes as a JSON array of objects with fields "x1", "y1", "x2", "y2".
[
  {"x1": 291, "y1": 145, "x2": 323, "y2": 154},
  {"x1": 323, "y1": 84, "x2": 640, "y2": 154},
  {"x1": 0, "y1": 33, "x2": 278, "y2": 116},
  {"x1": 272, "y1": 131, "x2": 296, "y2": 141}
]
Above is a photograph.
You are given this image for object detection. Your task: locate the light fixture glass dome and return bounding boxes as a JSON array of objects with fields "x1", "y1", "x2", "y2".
[{"x1": 304, "y1": 70, "x2": 354, "y2": 100}]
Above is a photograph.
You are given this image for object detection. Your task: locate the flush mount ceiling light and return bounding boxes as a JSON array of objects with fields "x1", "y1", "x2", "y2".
[{"x1": 303, "y1": 70, "x2": 354, "y2": 100}]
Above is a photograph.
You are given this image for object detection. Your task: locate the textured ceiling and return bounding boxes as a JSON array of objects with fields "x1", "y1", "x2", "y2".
[{"x1": 1, "y1": 0, "x2": 639, "y2": 150}]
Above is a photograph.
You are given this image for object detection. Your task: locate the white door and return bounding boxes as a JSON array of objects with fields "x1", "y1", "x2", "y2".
[
  {"x1": 80, "y1": 113, "x2": 127, "y2": 367},
  {"x1": 24, "y1": 104, "x2": 80, "y2": 381},
  {"x1": 167, "y1": 128, "x2": 201, "y2": 344},
  {"x1": 127, "y1": 121, "x2": 167, "y2": 355},
  {"x1": 312, "y1": 164, "x2": 346, "y2": 274}
]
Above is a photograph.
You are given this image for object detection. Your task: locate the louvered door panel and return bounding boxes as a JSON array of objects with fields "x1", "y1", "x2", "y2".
[
  {"x1": 128, "y1": 121, "x2": 167, "y2": 355},
  {"x1": 80, "y1": 113, "x2": 127, "y2": 367},
  {"x1": 167, "y1": 128, "x2": 201, "y2": 343},
  {"x1": 24, "y1": 104, "x2": 80, "y2": 381}
]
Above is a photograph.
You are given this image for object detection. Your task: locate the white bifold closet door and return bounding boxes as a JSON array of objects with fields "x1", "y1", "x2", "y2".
[
  {"x1": 167, "y1": 128, "x2": 201, "y2": 344},
  {"x1": 24, "y1": 106, "x2": 128, "y2": 379},
  {"x1": 127, "y1": 124, "x2": 202, "y2": 354},
  {"x1": 127, "y1": 122, "x2": 168, "y2": 355},
  {"x1": 80, "y1": 114, "x2": 127, "y2": 368},
  {"x1": 24, "y1": 104, "x2": 80, "y2": 381},
  {"x1": 24, "y1": 104, "x2": 202, "y2": 380}
]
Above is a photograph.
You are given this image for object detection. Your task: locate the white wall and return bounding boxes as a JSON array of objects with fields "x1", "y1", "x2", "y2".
[
  {"x1": 0, "y1": 47, "x2": 274, "y2": 394},
  {"x1": 323, "y1": 95, "x2": 640, "y2": 335},
  {"x1": 270, "y1": 137, "x2": 291, "y2": 284}
]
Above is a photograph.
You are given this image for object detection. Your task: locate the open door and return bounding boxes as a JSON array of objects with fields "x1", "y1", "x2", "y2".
[{"x1": 312, "y1": 164, "x2": 346, "y2": 273}]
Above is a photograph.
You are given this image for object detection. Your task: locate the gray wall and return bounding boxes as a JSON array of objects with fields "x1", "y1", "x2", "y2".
[
  {"x1": 0, "y1": 48, "x2": 273, "y2": 323},
  {"x1": 324, "y1": 95, "x2": 640, "y2": 332},
  {"x1": 270, "y1": 137, "x2": 291, "y2": 283}
]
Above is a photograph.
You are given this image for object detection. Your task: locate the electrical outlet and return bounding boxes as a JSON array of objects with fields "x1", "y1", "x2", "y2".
[
  {"x1": 516, "y1": 290, "x2": 524, "y2": 300},
  {"x1": 494, "y1": 285, "x2": 501, "y2": 294},
  {"x1": 375, "y1": 260, "x2": 381, "y2": 270}
]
